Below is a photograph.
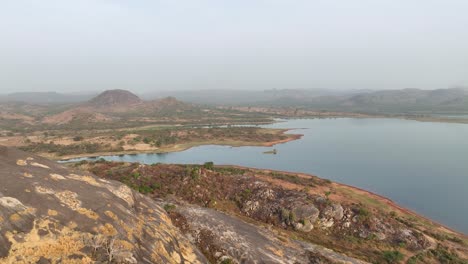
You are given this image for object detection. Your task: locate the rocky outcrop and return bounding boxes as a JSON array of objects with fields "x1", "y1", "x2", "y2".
[
  {"x1": 0, "y1": 146, "x2": 206, "y2": 263},
  {"x1": 81, "y1": 161, "x2": 457, "y2": 263},
  {"x1": 167, "y1": 203, "x2": 369, "y2": 264}
]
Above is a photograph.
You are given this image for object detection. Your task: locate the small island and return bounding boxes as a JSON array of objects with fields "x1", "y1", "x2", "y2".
[{"x1": 263, "y1": 149, "x2": 278, "y2": 154}]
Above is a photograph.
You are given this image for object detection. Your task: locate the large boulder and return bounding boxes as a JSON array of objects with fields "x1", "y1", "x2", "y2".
[
  {"x1": 321, "y1": 203, "x2": 344, "y2": 221},
  {"x1": 292, "y1": 204, "x2": 320, "y2": 223}
]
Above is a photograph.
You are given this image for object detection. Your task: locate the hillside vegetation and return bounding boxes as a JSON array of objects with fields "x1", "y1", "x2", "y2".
[
  {"x1": 74, "y1": 160, "x2": 468, "y2": 264},
  {"x1": 5, "y1": 126, "x2": 299, "y2": 159}
]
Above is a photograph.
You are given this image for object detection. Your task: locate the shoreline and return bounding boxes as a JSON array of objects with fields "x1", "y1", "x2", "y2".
[
  {"x1": 67, "y1": 152, "x2": 467, "y2": 238},
  {"x1": 222, "y1": 165, "x2": 467, "y2": 238},
  {"x1": 10, "y1": 118, "x2": 468, "y2": 237},
  {"x1": 280, "y1": 114, "x2": 468, "y2": 125},
  {"x1": 49, "y1": 114, "x2": 468, "y2": 162},
  {"x1": 52, "y1": 131, "x2": 302, "y2": 161},
  {"x1": 222, "y1": 106, "x2": 468, "y2": 125}
]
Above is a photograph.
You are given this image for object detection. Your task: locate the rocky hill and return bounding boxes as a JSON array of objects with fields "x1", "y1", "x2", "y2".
[
  {"x1": 78, "y1": 162, "x2": 468, "y2": 264},
  {"x1": 86, "y1": 90, "x2": 143, "y2": 109},
  {"x1": 83, "y1": 90, "x2": 192, "y2": 113},
  {"x1": 0, "y1": 146, "x2": 207, "y2": 263},
  {"x1": 40, "y1": 90, "x2": 196, "y2": 126}
]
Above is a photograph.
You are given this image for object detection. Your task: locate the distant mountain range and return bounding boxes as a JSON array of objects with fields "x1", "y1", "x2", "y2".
[
  {"x1": 259, "y1": 88, "x2": 468, "y2": 114},
  {"x1": 0, "y1": 91, "x2": 97, "y2": 104},
  {"x1": 2, "y1": 87, "x2": 468, "y2": 115},
  {"x1": 149, "y1": 89, "x2": 371, "y2": 106},
  {"x1": 152, "y1": 88, "x2": 468, "y2": 114}
]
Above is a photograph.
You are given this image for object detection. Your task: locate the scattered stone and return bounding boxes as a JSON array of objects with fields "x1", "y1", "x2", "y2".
[
  {"x1": 30, "y1": 162, "x2": 50, "y2": 169},
  {"x1": 23, "y1": 172, "x2": 33, "y2": 178},
  {"x1": 16, "y1": 160, "x2": 27, "y2": 166},
  {"x1": 0, "y1": 197, "x2": 27, "y2": 211},
  {"x1": 49, "y1": 173, "x2": 66, "y2": 180}
]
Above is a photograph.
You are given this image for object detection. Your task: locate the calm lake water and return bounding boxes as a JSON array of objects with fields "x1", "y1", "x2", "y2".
[{"x1": 66, "y1": 118, "x2": 468, "y2": 234}]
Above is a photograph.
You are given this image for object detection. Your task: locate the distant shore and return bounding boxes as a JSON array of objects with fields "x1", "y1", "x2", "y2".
[
  {"x1": 52, "y1": 130, "x2": 302, "y2": 161},
  {"x1": 43, "y1": 112, "x2": 468, "y2": 162},
  {"x1": 282, "y1": 113, "x2": 468, "y2": 125}
]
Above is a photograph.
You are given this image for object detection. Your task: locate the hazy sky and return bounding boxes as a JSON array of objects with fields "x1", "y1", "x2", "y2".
[{"x1": 1, "y1": 0, "x2": 467, "y2": 93}]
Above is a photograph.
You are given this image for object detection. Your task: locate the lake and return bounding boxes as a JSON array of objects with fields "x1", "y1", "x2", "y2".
[{"x1": 65, "y1": 118, "x2": 468, "y2": 234}]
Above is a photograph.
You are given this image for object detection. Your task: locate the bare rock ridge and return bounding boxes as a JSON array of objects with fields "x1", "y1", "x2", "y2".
[
  {"x1": 87, "y1": 89, "x2": 143, "y2": 108},
  {"x1": 0, "y1": 146, "x2": 206, "y2": 263}
]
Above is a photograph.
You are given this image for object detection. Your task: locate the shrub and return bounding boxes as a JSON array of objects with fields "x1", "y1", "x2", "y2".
[
  {"x1": 163, "y1": 204, "x2": 176, "y2": 212},
  {"x1": 73, "y1": 136, "x2": 84, "y2": 141},
  {"x1": 131, "y1": 172, "x2": 140, "y2": 179},
  {"x1": 154, "y1": 140, "x2": 162, "y2": 147},
  {"x1": 447, "y1": 236, "x2": 464, "y2": 245},
  {"x1": 138, "y1": 185, "x2": 153, "y2": 194},
  {"x1": 151, "y1": 182, "x2": 161, "y2": 190},
  {"x1": 358, "y1": 207, "x2": 370, "y2": 217},
  {"x1": 240, "y1": 188, "x2": 252, "y2": 200},
  {"x1": 220, "y1": 259, "x2": 234, "y2": 264},
  {"x1": 76, "y1": 160, "x2": 88, "y2": 166},
  {"x1": 203, "y1": 161, "x2": 214, "y2": 170},
  {"x1": 356, "y1": 207, "x2": 373, "y2": 226},
  {"x1": 382, "y1": 250, "x2": 404, "y2": 263},
  {"x1": 280, "y1": 208, "x2": 290, "y2": 223},
  {"x1": 289, "y1": 211, "x2": 297, "y2": 222},
  {"x1": 429, "y1": 245, "x2": 465, "y2": 264}
]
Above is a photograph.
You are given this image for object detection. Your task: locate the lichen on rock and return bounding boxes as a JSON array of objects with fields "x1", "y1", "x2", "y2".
[{"x1": 0, "y1": 147, "x2": 207, "y2": 263}]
